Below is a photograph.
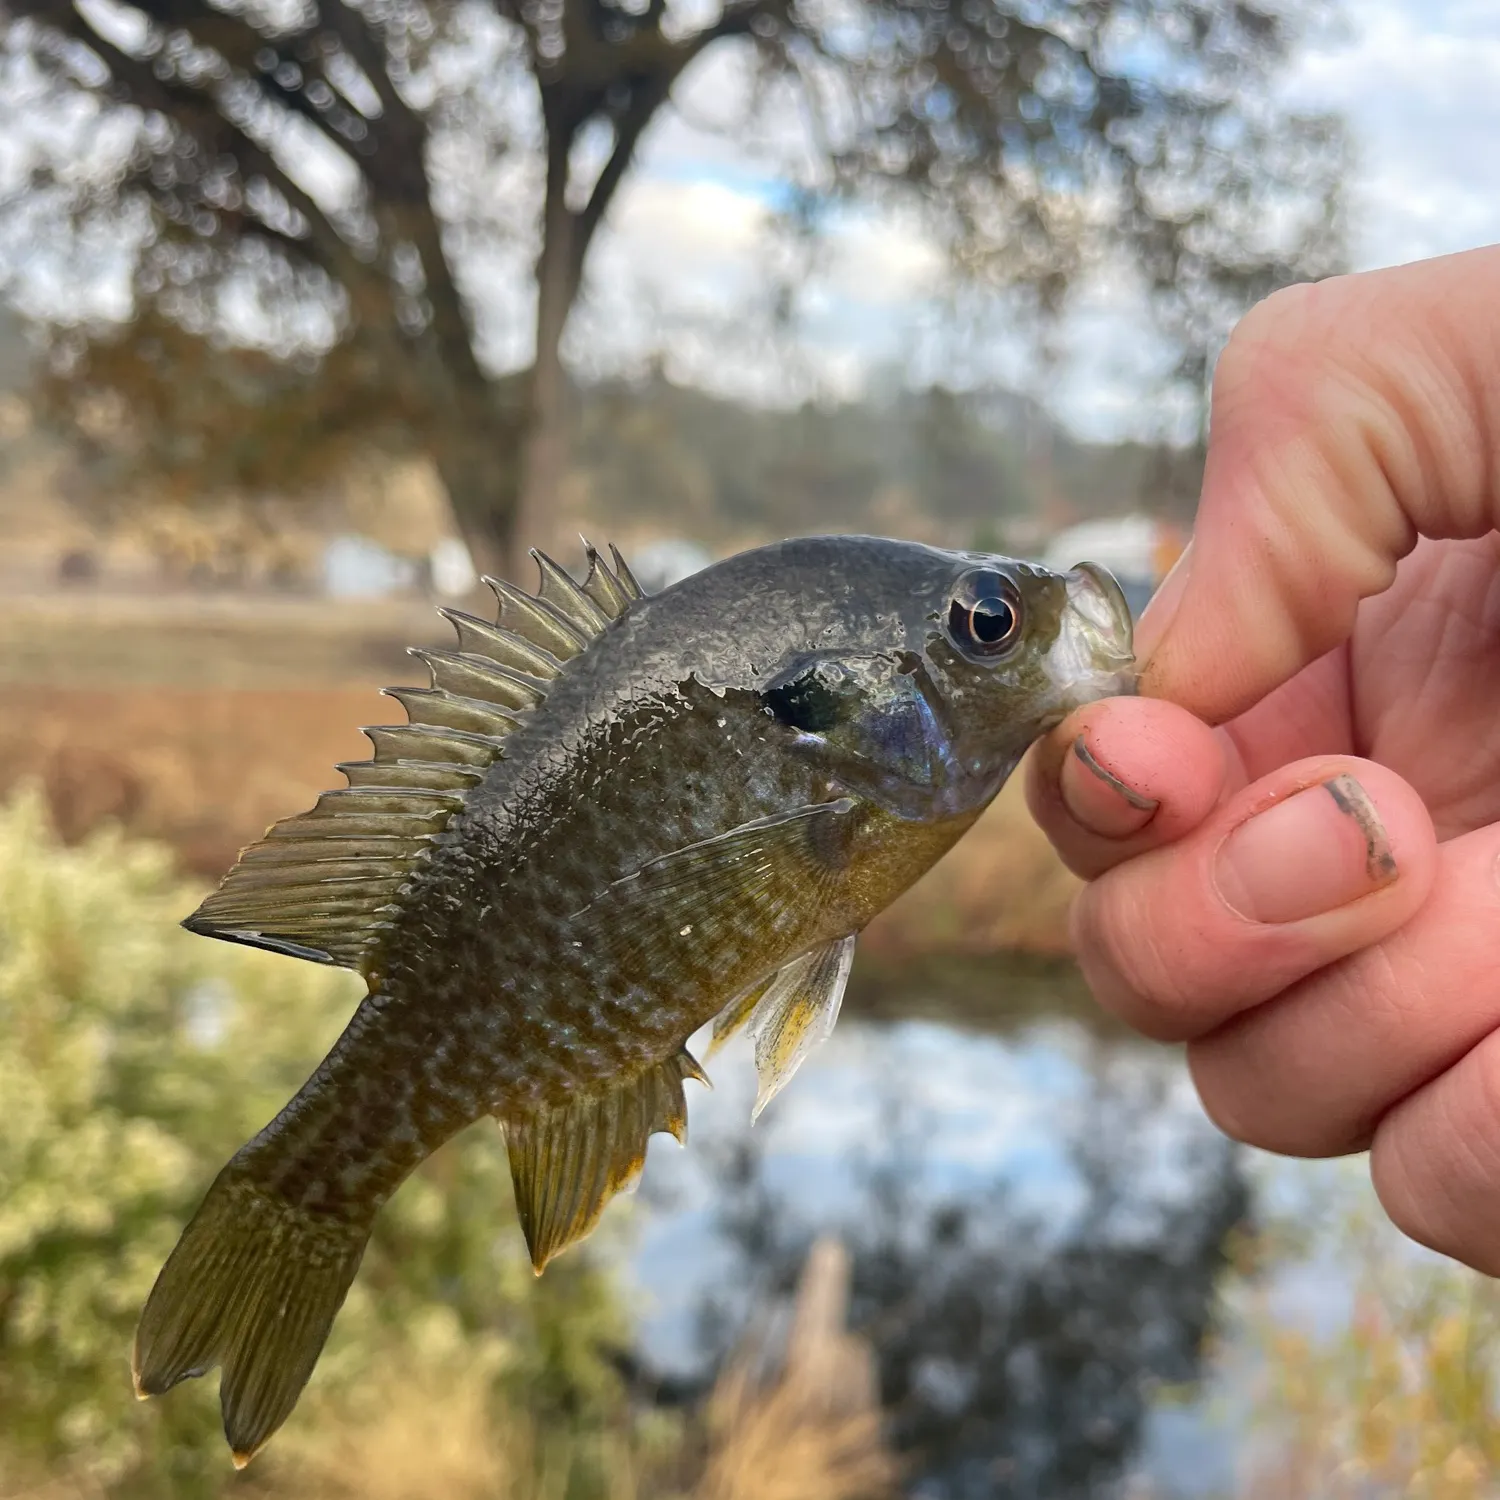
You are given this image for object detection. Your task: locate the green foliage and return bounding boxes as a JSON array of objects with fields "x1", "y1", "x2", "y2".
[
  {"x1": 0, "y1": 786, "x2": 633, "y2": 1498},
  {"x1": 1230, "y1": 1159, "x2": 1500, "y2": 1499}
]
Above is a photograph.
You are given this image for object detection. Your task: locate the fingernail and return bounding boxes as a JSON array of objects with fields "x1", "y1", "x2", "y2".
[
  {"x1": 1215, "y1": 774, "x2": 1399, "y2": 924},
  {"x1": 1062, "y1": 735, "x2": 1160, "y2": 838},
  {"x1": 1136, "y1": 540, "x2": 1193, "y2": 667}
]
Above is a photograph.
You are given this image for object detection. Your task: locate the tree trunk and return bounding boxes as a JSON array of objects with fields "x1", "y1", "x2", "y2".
[
  {"x1": 516, "y1": 120, "x2": 579, "y2": 552},
  {"x1": 429, "y1": 398, "x2": 529, "y2": 585}
]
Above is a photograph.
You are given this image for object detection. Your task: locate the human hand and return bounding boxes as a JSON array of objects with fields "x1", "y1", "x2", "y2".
[{"x1": 1027, "y1": 245, "x2": 1500, "y2": 1273}]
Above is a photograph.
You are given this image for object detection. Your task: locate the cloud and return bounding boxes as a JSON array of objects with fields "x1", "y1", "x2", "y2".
[
  {"x1": 609, "y1": 176, "x2": 769, "y2": 274},
  {"x1": 571, "y1": 0, "x2": 1500, "y2": 432},
  {"x1": 1285, "y1": 0, "x2": 1500, "y2": 269}
]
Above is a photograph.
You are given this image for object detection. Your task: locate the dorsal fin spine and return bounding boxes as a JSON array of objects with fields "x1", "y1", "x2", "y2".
[
  {"x1": 407, "y1": 647, "x2": 548, "y2": 712},
  {"x1": 580, "y1": 538, "x2": 632, "y2": 618},
  {"x1": 532, "y1": 549, "x2": 611, "y2": 633},
  {"x1": 609, "y1": 545, "x2": 645, "y2": 601},
  {"x1": 437, "y1": 607, "x2": 563, "y2": 680},
  {"x1": 382, "y1": 686, "x2": 523, "y2": 738}
]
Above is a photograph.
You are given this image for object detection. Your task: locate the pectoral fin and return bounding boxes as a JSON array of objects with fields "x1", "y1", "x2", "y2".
[
  {"x1": 503, "y1": 1050, "x2": 707, "y2": 1273},
  {"x1": 567, "y1": 800, "x2": 858, "y2": 975}
]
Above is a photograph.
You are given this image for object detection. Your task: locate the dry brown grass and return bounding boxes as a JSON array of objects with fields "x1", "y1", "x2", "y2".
[
  {"x1": 0, "y1": 684, "x2": 386, "y2": 876},
  {"x1": 1, "y1": 1238, "x2": 894, "y2": 1500},
  {"x1": 696, "y1": 1239, "x2": 898, "y2": 1500}
]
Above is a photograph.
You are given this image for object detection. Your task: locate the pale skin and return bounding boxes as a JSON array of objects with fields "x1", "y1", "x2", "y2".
[{"x1": 1026, "y1": 244, "x2": 1500, "y2": 1275}]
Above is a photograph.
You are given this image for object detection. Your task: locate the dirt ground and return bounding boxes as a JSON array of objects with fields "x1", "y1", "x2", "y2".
[{"x1": 0, "y1": 590, "x2": 1078, "y2": 956}]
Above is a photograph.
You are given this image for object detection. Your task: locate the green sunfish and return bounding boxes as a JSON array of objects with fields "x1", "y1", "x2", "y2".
[{"x1": 133, "y1": 534, "x2": 1135, "y2": 1463}]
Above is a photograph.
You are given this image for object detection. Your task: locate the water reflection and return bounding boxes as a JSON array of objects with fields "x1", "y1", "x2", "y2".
[{"x1": 627, "y1": 957, "x2": 1249, "y2": 1499}]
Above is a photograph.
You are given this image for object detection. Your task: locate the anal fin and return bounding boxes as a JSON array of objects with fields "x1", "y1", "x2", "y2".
[{"x1": 503, "y1": 1049, "x2": 707, "y2": 1273}]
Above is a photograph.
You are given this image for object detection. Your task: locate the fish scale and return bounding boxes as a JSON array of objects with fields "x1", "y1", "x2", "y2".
[{"x1": 132, "y1": 533, "x2": 1135, "y2": 1467}]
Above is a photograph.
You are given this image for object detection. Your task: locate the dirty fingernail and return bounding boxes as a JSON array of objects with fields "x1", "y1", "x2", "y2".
[
  {"x1": 1061, "y1": 736, "x2": 1160, "y2": 838},
  {"x1": 1215, "y1": 774, "x2": 1398, "y2": 925}
]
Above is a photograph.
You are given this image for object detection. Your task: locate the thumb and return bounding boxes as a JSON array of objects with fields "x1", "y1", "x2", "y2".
[{"x1": 1140, "y1": 245, "x2": 1500, "y2": 726}]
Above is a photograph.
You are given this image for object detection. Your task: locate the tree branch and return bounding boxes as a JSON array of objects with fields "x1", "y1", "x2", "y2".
[
  {"x1": 135, "y1": 0, "x2": 375, "y2": 159},
  {"x1": 317, "y1": 0, "x2": 486, "y2": 391},
  {"x1": 17, "y1": 0, "x2": 370, "y2": 291},
  {"x1": 571, "y1": 0, "x2": 773, "y2": 280}
]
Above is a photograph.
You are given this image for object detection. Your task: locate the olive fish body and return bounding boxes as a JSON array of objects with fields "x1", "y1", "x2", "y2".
[{"x1": 133, "y1": 534, "x2": 1135, "y2": 1465}]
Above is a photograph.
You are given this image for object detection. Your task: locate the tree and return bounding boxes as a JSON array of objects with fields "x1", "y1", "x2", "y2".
[{"x1": 0, "y1": 0, "x2": 1346, "y2": 577}]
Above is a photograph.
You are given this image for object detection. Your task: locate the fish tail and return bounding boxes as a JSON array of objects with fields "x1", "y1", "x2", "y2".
[{"x1": 132, "y1": 1159, "x2": 371, "y2": 1468}]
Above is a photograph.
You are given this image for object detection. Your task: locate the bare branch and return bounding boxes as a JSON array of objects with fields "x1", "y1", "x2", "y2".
[
  {"x1": 14, "y1": 0, "x2": 369, "y2": 290},
  {"x1": 572, "y1": 0, "x2": 778, "y2": 275},
  {"x1": 316, "y1": 0, "x2": 484, "y2": 390}
]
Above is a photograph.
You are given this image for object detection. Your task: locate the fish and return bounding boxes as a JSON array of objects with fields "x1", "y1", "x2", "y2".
[{"x1": 131, "y1": 533, "x2": 1135, "y2": 1465}]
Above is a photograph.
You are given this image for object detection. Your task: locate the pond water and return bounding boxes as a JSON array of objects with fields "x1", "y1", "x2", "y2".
[{"x1": 618, "y1": 956, "x2": 1419, "y2": 1500}]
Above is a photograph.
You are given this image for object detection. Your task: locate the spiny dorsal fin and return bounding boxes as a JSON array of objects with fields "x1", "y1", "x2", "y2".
[
  {"x1": 503, "y1": 1049, "x2": 706, "y2": 1273},
  {"x1": 608, "y1": 544, "x2": 645, "y2": 601},
  {"x1": 482, "y1": 575, "x2": 590, "y2": 661},
  {"x1": 437, "y1": 607, "x2": 564, "y2": 680},
  {"x1": 183, "y1": 545, "x2": 645, "y2": 971}
]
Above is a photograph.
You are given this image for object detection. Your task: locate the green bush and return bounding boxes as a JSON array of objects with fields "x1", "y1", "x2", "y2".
[{"x1": 0, "y1": 786, "x2": 637, "y2": 1499}]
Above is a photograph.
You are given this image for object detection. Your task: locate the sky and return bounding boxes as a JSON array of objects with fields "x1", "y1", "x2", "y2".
[{"x1": 573, "y1": 0, "x2": 1500, "y2": 441}]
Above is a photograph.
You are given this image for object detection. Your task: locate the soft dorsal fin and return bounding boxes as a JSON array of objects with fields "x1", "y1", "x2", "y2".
[
  {"x1": 504, "y1": 1048, "x2": 708, "y2": 1272},
  {"x1": 182, "y1": 545, "x2": 644, "y2": 971}
]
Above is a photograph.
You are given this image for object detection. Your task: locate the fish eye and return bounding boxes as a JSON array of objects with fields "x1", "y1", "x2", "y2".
[{"x1": 946, "y1": 570, "x2": 1024, "y2": 661}]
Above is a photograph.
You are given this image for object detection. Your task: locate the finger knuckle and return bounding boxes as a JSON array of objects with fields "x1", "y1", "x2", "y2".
[
  {"x1": 1186, "y1": 1054, "x2": 1259, "y2": 1148},
  {"x1": 1187, "y1": 1037, "x2": 1280, "y2": 1150},
  {"x1": 1369, "y1": 1126, "x2": 1448, "y2": 1258},
  {"x1": 1189, "y1": 1031, "x2": 1357, "y2": 1158},
  {"x1": 1213, "y1": 281, "x2": 1339, "y2": 426}
]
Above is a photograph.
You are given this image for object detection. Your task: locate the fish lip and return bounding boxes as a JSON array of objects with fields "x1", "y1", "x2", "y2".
[
  {"x1": 1064, "y1": 562, "x2": 1137, "y2": 670},
  {"x1": 1044, "y1": 560, "x2": 1138, "y2": 705}
]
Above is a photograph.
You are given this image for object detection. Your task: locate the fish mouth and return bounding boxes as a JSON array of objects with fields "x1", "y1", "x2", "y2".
[{"x1": 1046, "y1": 561, "x2": 1138, "y2": 704}]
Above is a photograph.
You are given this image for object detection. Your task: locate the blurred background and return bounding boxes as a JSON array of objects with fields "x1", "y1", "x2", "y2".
[{"x1": 4, "y1": 0, "x2": 1500, "y2": 1496}]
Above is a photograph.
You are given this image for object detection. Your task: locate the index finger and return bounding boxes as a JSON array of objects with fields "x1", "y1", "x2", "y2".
[{"x1": 1140, "y1": 245, "x2": 1500, "y2": 725}]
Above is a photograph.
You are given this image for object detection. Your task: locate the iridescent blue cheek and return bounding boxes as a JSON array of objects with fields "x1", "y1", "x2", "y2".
[{"x1": 859, "y1": 690, "x2": 950, "y2": 787}]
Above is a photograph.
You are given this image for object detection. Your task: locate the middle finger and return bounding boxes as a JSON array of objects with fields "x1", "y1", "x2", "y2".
[{"x1": 1070, "y1": 756, "x2": 1437, "y2": 1042}]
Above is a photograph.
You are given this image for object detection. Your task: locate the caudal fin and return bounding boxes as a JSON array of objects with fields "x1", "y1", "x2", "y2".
[{"x1": 133, "y1": 1165, "x2": 369, "y2": 1467}]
